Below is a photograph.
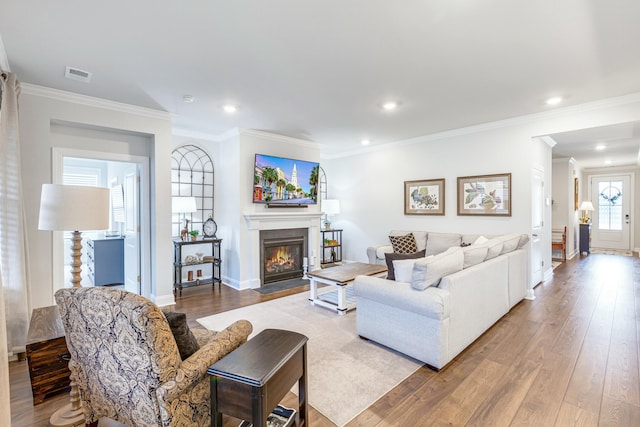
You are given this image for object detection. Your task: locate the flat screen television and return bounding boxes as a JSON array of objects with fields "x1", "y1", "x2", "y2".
[{"x1": 253, "y1": 153, "x2": 319, "y2": 205}]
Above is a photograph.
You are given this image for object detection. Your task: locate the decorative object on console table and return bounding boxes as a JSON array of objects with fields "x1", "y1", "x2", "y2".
[
  {"x1": 38, "y1": 184, "x2": 110, "y2": 288},
  {"x1": 173, "y1": 239, "x2": 222, "y2": 296},
  {"x1": 579, "y1": 223, "x2": 591, "y2": 255},
  {"x1": 457, "y1": 173, "x2": 511, "y2": 216},
  {"x1": 579, "y1": 200, "x2": 595, "y2": 224},
  {"x1": 322, "y1": 199, "x2": 340, "y2": 230},
  {"x1": 320, "y1": 229, "x2": 342, "y2": 266},
  {"x1": 202, "y1": 213, "x2": 218, "y2": 238},
  {"x1": 172, "y1": 196, "x2": 197, "y2": 241},
  {"x1": 404, "y1": 178, "x2": 445, "y2": 215}
]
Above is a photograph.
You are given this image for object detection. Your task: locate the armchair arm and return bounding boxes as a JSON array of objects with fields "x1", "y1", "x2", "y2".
[{"x1": 156, "y1": 319, "x2": 252, "y2": 402}]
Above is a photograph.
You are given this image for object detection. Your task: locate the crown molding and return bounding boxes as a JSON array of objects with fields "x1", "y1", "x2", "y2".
[
  {"x1": 239, "y1": 128, "x2": 318, "y2": 149},
  {"x1": 323, "y1": 91, "x2": 640, "y2": 160},
  {"x1": 20, "y1": 83, "x2": 173, "y2": 121}
]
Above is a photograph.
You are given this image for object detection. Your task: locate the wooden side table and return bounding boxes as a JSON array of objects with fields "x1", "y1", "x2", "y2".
[
  {"x1": 207, "y1": 329, "x2": 309, "y2": 427},
  {"x1": 25, "y1": 306, "x2": 71, "y2": 404}
]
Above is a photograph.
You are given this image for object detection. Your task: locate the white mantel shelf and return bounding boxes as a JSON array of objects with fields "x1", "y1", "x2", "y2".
[{"x1": 244, "y1": 212, "x2": 323, "y2": 230}]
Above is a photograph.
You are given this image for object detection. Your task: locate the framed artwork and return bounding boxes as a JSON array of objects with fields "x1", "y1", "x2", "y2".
[
  {"x1": 457, "y1": 173, "x2": 511, "y2": 216},
  {"x1": 574, "y1": 177, "x2": 579, "y2": 210},
  {"x1": 404, "y1": 178, "x2": 445, "y2": 215}
]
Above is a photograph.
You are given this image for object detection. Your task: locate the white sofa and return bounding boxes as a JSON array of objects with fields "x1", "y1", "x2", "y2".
[{"x1": 355, "y1": 230, "x2": 529, "y2": 370}]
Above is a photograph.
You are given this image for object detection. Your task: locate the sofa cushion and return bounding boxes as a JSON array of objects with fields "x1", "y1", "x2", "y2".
[
  {"x1": 385, "y1": 249, "x2": 426, "y2": 280},
  {"x1": 474, "y1": 235, "x2": 489, "y2": 245},
  {"x1": 463, "y1": 244, "x2": 489, "y2": 268},
  {"x1": 411, "y1": 246, "x2": 464, "y2": 290},
  {"x1": 425, "y1": 232, "x2": 462, "y2": 256},
  {"x1": 389, "y1": 233, "x2": 418, "y2": 254},
  {"x1": 162, "y1": 310, "x2": 200, "y2": 360},
  {"x1": 482, "y1": 239, "x2": 504, "y2": 260},
  {"x1": 393, "y1": 258, "x2": 419, "y2": 282},
  {"x1": 517, "y1": 234, "x2": 530, "y2": 248},
  {"x1": 497, "y1": 233, "x2": 521, "y2": 254}
]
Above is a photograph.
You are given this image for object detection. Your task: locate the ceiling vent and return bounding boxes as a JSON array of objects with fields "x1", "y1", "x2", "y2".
[{"x1": 65, "y1": 66, "x2": 92, "y2": 83}]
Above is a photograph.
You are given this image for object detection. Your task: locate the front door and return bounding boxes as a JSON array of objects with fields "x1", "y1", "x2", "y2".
[{"x1": 590, "y1": 174, "x2": 632, "y2": 250}]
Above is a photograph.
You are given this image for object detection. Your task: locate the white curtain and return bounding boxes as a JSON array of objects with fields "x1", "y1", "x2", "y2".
[{"x1": 0, "y1": 71, "x2": 30, "y2": 357}]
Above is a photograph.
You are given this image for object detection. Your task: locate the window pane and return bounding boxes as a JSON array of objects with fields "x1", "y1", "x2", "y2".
[{"x1": 598, "y1": 181, "x2": 623, "y2": 230}]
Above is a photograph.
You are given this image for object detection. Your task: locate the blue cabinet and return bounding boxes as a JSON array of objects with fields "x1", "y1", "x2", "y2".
[{"x1": 86, "y1": 237, "x2": 124, "y2": 286}]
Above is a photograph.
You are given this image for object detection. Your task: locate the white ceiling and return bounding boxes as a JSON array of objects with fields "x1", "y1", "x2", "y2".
[{"x1": 2, "y1": 0, "x2": 640, "y2": 162}]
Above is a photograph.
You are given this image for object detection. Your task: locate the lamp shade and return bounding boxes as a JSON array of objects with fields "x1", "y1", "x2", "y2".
[
  {"x1": 38, "y1": 184, "x2": 110, "y2": 231},
  {"x1": 323, "y1": 199, "x2": 341, "y2": 216},
  {"x1": 579, "y1": 201, "x2": 595, "y2": 211},
  {"x1": 172, "y1": 196, "x2": 197, "y2": 213}
]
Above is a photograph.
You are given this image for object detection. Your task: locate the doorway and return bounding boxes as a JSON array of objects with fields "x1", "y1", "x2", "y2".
[
  {"x1": 589, "y1": 174, "x2": 634, "y2": 251},
  {"x1": 52, "y1": 147, "x2": 151, "y2": 297}
]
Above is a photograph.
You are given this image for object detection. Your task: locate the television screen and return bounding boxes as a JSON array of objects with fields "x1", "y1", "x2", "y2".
[{"x1": 253, "y1": 154, "x2": 319, "y2": 205}]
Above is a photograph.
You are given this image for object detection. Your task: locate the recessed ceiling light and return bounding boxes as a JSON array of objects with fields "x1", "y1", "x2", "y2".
[
  {"x1": 183, "y1": 95, "x2": 195, "y2": 103},
  {"x1": 381, "y1": 101, "x2": 398, "y2": 111},
  {"x1": 604, "y1": 159, "x2": 612, "y2": 165},
  {"x1": 223, "y1": 105, "x2": 237, "y2": 113},
  {"x1": 546, "y1": 97, "x2": 562, "y2": 106},
  {"x1": 361, "y1": 139, "x2": 371, "y2": 146},
  {"x1": 595, "y1": 144, "x2": 606, "y2": 151}
]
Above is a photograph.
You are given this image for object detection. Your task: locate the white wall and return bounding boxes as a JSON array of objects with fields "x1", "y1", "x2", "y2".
[
  {"x1": 19, "y1": 85, "x2": 174, "y2": 309},
  {"x1": 323, "y1": 94, "x2": 640, "y2": 268}
]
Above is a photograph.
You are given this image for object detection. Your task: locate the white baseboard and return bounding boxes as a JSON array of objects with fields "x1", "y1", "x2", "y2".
[
  {"x1": 155, "y1": 293, "x2": 175, "y2": 307},
  {"x1": 543, "y1": 267, "x2": 554, "y2": 283}
]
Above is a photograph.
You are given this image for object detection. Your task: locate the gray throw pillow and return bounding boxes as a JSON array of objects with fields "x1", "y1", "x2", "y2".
[
  {"x1": 384, "y1": 249, "x2": 426, "y2": 280},
  {"x1": 162, "y1": 310, "x2": 200, "y2": 360}
]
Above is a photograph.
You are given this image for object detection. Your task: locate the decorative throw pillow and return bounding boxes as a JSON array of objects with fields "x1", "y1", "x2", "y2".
[
  {"x1": 474, "y1": 235, "x2": 489, "y2": 245},
  {"x1": 411, "y1": 247, "x2": 464, "y2": 290},
  {"x1": 392, "y1": 258, "x2": 420, "y2": 283},
  {"x1": 162, "y1": 310, "x2": 200, "y2": 360},
  {"x1": 384, "y1": 249, "x2": 426, "y2": 280},
  {"x1": 498, "y1": 233, "x2": 521, "y2": 254},
  {"x1": 463, "y1": 245, "x2": 489, "y2": 268},
  {"x1": 389, "y1": 233, "x2": 418, "y2": 254},
  {"x1": 482, "y1": 239, "x2": 504, "y2": 260}
]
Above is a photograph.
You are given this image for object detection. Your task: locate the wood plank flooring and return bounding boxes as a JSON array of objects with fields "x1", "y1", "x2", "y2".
[{"x1": 9, "y1": 253, "x2": 640, "y2": 426}]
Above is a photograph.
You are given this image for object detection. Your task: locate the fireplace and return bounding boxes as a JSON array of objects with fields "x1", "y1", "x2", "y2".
[{"x1": 260, "y1": 228, "x2": 308, "y2": 285}]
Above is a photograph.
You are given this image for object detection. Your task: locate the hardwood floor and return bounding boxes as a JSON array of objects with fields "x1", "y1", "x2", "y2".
[{"x1": 9, "y1": 253, "x2": 640, "y2": 426}]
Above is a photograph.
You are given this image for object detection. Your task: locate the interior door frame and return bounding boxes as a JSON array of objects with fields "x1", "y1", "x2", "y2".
[
  {"x1": 587, "y1": 172, "x2": 635, "y2": 251},
  {"x1": 52, "y1": 147, "x2": 151, "y2": 298}
]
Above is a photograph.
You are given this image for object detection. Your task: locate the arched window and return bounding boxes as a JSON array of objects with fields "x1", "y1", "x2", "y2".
[{"x1": 171, "y1": 145, "x2": 214, "y2": 237}]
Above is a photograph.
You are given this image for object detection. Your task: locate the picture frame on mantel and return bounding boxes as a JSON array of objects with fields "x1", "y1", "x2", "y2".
[
  {"x1": 404, "y1": 178, "x2": 445, "y2": 215},
  {"x1": 457, "y1": 173, "x2": 511, "y2": 216}
]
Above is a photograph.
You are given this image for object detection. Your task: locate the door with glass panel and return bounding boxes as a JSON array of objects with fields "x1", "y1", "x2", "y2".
[{"x1": 590, "y1": 175, "x2": 632, "y2": 250}]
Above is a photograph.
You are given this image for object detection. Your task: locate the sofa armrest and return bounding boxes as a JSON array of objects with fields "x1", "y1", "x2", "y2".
[
  {"x1": 156, "y1": 319, "x2": 252, "y2": 402},
  {"x1": 353, "y1": 275, "x2": 449, "y2": 320},
  {"x1": 366, "y1": 244, "x2": 393, "y2": 265}
]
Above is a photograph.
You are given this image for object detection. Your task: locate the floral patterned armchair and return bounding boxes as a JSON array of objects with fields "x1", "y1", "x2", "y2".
[{"x1": 55, "y1": 287, "x2": 252, "y2": 427}]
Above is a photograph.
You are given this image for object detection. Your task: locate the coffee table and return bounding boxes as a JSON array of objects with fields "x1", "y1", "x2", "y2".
[{"x1": 307, "y1": 262, "x2": 387, "y2": 315}]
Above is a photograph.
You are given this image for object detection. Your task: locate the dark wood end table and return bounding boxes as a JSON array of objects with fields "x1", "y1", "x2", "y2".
[{"x1": 207, "y1": 328, "x2": 309, "y2": 427}]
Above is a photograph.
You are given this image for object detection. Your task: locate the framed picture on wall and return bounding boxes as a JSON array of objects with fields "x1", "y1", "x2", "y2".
[
  {"x1": 457, "y1": 173, "x2": 511, "y2": 216},
  {"x1": 574, "y1": 177, "x2": 579, "y2": 210},
  {"x1": 404, "y1": 178, "x2": 445, "y2": 215}
]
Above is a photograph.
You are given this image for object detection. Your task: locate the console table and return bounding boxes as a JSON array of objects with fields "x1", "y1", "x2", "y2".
[
  {"x1": 579, "y1": 223, "x2": 591, "y2": 255},
  {"x1": 207, "y1": 329, "x2": 308, "y2": 427}
]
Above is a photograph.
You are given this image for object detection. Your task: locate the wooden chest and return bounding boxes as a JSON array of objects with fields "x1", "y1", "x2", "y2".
[{"x1": 26, "y1": 306, "x2": 72, "y2": 405}]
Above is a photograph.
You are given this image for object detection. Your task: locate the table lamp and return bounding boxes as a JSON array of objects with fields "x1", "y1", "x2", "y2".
[
  {"x1": 322, "y1": 199, "x2": 341, "y2": 230},
  {"x1": 172, "y1": 196, "x2": 197, "y2": 240},
  {"x1": 38, "y1": 184, "x2": 110, "y2": 288},
  {"x1": 579, "y1": 201, "x2": 595, "y2": 224}
]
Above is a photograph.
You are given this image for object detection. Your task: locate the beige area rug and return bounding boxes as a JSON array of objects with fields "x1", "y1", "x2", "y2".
[
  {"x1": 197, "y1": 291, "x2": 422, "y2": 426},
  {"x1": 590, "y1": 248, "x2": 634, "y2": 256}
]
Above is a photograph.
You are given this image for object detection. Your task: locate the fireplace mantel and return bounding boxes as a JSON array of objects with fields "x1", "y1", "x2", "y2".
[
  {"x1": 243, "y1": 211, "x2": 322, "y2": 289},
  {"x1": 244, "y1": 212, "x2": 323, "y2": 230}
]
